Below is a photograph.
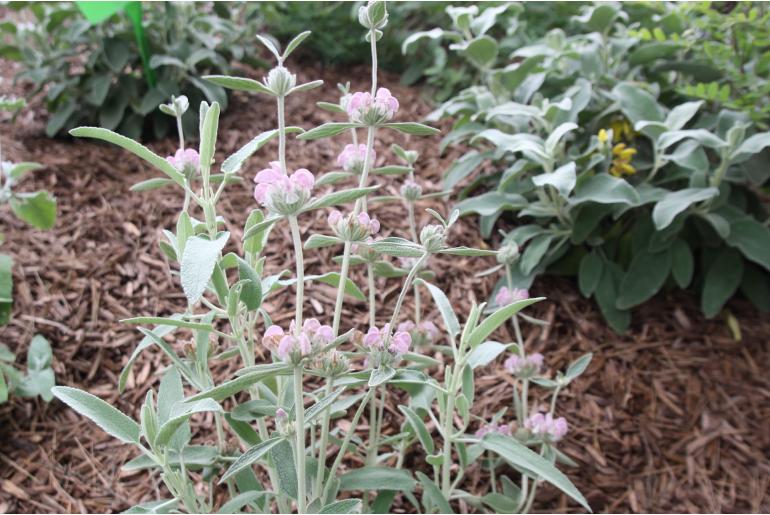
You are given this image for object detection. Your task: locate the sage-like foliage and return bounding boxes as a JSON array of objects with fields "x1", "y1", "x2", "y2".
[{"x1": 51, "y1": 3, "x2": 591, "y2": 513}]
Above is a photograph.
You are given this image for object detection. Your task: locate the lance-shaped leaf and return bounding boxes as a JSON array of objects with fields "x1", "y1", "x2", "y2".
[
  {"x1": 186, "y1": 364, "x2": 292, "y2": 402},
  {"x1": 243, "y1": 215, "x2": 282, "y2": 243},
  {"x1": 181, "y1": 232, "x2": 230, "y2": 305},
  {"x1": 482, "y1": 433, "x2": 591, "y2": 512},
  {"x1": 338, "y1": 467, "x2": 416, "y2": 492},
  {"x1": 383, "y1": 122, "x2": 440, "y2": 136},
  {"x1": 303, "y1": 185, "x2": 379, "y2": 211},
  {"x1": 414, "y1": 279, "x2": 460, "y2": 337},
  {"x1": 399, "y1": 405, "x2": 434, "y2": 454},
  {"x1": 52, "y1": 386, "x2": 140, "y2": 444},
  {"x1": 119, "y1": 317, "x2": 181, "y2": 393},
  {"x1": 130, "y1": 177, "x2": 175, "y2": 192},
  {"x1": 220, "y1": 436, "x2": 284, "y2": 483},
  {"x1": 369, "y1": 366, "x2": 397, "y2": 387},
  {"x1": 155, "y1": 399, "x2": 222, "y2": 447},
  {"x1": 371, "y1": 165, "x2": 412, "y2": 176},
  {"x1": 304, "y1": 387, "x2": 346, "y2": 426},
  {"x1": 297, "y1": 122, "x2": 362, "y2": 140},
  {"x1": 223, "y1": 127, "x2": 304, "y2": 175},
  {"x1": 69, "y1": 127, "x2": 185, "y2": 186},
  {"x1": 368, "y1": 237, "x2": 425, "y2": 258},
  {"x1": 204, "y1": 75, "x2": 274, "y2": 96},
  {"x1": 532, "y1": 162, "x2": 576, "y2": 198},
  {"x1": 280, "y1": 272, "x2": 366, "y2": 301},
  {"x1": 319, "y1": 499, "x2": 362, "y2": 514},
  {"x1": 652, "y1": 187, "x2": 718, "y2": 230},
  {"x1": 439, "y1": 246, "x2": 498, "y2": 257},
  {"x1": 466, "y1": 297, "x2": 545, "y2": 348},
  {"x1": 316, "y1": 101, "x2": 346, "y2": 114},
  {"x1": 304, "y1": 234, "x2": 343, "y2": 250},
  {"x1": 121, "y1": 316, "x2": 213, "y2": 331}
]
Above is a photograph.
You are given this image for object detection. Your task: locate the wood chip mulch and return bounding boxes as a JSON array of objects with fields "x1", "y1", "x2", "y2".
[{"x1": 1, "y1": 62, "x2": 768, "y2": 514}]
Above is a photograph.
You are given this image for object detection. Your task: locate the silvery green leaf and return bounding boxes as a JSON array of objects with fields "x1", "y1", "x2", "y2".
[
  {"x1": 121, "y1": 316, "x2": 212, "y2": 331},
  {"x1": 303, "y1": 185, "x2": 379, "y2": 211},
  {"x1": 317, "y1": 171, "x2": 355, "y2": 186},
  {"x1": 651, "y1": 187, "x2": 719, "y2": 230},
  {"x1": 454, "y1": 191, "x2": 527, "y2": 217},
  {"x1": 186, "y1": 364, "x2": 292, "y2": 402},
  {"x1": 204, "y1": 75, "x2": 274, "y2": 96},
  {"x1": 180, "y1": 232, "x2": 229, "y2": 305},
  {"x1": 371, "y1": 165, "x2": 411, "y2": 175},
  {"x1": 52, "y1": 386, "x2": 141, "y2": 444},
  {"x1": 303, "y1": 387, "x2": 346, "y2": 426},
  {"x1": 612, "y1": 82, "x2": 664, "y2": 125},
  {"x1": 270, "y1": 439, "x2": 298, "y2": 499},
  {"x1": 544, "y1": 122, "x2": 578, "y2": 155},
  {"x1": 368, "y1": 366, "x2": 396, "y2": 387},
  {"x1": 130, "y1": 177, "x2": 175, "y2": 192},
  {"x1": 401, "y1": 28, "x2": 446, "y2": 54},
  {"x1": 725, "y1": 217, "x2": 770, "y2": 271},
  {"x1": 290, "y1": 80, "x2": 324, "y2": 94},
  {"x1": 702, "y1": 248, "x2": 743, "y2": 318},
  {"x1": 70, "y1": 128, "x2": 185, "y2": 187},
  {"x1": 123, "y1": 499, "x2": 179, "y2": 514},
  {"x1": 155, "y1": 399, "x2": 222, "y2": 448},
  {"x1": 119, "y1": 317, "x2": 182, "y2": 392},
  {"x1": 570, "y1": 175, "x2": 640, "y2": 205},
  {"x1": 414, "y1": 279, "x2": 460, "y2": 337},
  {"x1": 383, "y1": 122, "x2": 440, "y2": 136},
  {"x1": 304, "y1": 234, "x2": 343, "y2": 250},
  {"x1": 564, "y1": 353, "x2": 593, "y2": 382},
  {"x1": 198, "y1": 102, "x2": 220, "y2": 171},
  {"x1": 439, "y1": 247, "x2": 497, "y2": 257},
  {"x1": 416, "y1": 471, "x2": 453, "y2": 514},
  {"x1": 731, "y1": 131, "x2": 770, "y2": 163},
  {"x1": 463, "y1": 35, "x2": 498, "y2": 68},
  {"x1": 664, "y1": 101, "x2": 703, "y2": 131},
  {"x1": 467, "y1": 341, "x2": 508, "y2": 369},
  {"x1": 243, "y1": 215, "x2": 281, "y2": 243},
  {"x1": 222, "y1": 129, "x2": 281, "y2": 174},
  {"x1": 298, "y1": 123, "x2": 362, "y2": 140},
  {"x1": 339, "y1": 467, "x2": 416, "y2": 492},
  {"x1": 532, "y1": 162, "x2": 576, "y2": 198},
  {"x1": 7, "y1": 162, "x2": 43, "y2": 181},
  {"x1": 318, "y1": 499, "x2": 362, "y2": 514},
  {"x1": 281, "y1": 272, "x2": 365, "y2": 301},
  {"x1": 466, "y1": 298, "x2": 545, "y2": 348},
  {"x1": 368, "y1": 239, "x2": 424, "y2": 258},
  {"x1": 481, "y1": 433, "x2": 591, "y2": 511},
  {"x1": 615, "y1": 249, "x2": 671, "y2": 310},
  {"x1": 657, "y1": 129, "x2": 726, "y2": 151},
  {"x1": 283, "y1": 30, "x2": 311, "y2": 60},
  {"x1": 10, "y1": 191, "x2": 56, "y2": 230},
  {"x1": 316, "y1": 101, "x2": 346, "y2": 114},
  {"x1": 221, "y1": 436, "x2": 284, "y2": 483}
]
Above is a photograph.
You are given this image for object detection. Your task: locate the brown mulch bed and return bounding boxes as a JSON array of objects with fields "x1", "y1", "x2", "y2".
[{"x1": 1, "y1": 62, "x2": 769, "y2": 514}]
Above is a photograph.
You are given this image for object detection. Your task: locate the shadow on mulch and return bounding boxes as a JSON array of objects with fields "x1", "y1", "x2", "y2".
[{"x1": 1, "y1": 62, "x2": 769, "y2": 514}]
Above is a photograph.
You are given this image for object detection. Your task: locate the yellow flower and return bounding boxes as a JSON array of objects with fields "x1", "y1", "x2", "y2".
[
  {"x1": 610, "y1": 142, "x2": 637, "y2": 177},
  {"x1": 609, "y1": 116, "x2": 636, "y2": 142},
  {"x1": 598, "y1": 128, "x2": 610, "y2": 144}
]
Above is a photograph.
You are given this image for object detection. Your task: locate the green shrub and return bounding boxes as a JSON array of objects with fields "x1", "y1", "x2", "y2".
[
  {"x1": 0, "y1": 2, "x2": 261, "y2": 140},
  {"x1": 412, "y1": 3, "x2": 770, "y2": 332}
]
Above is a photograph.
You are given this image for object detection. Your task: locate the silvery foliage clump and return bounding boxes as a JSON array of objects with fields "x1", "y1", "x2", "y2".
[
  {"x1": 408, "y1": 3, "x2": 770, "y2": 333},
  {"x1": 51, "y1": 3, "x2": 592, "y2": 513}
]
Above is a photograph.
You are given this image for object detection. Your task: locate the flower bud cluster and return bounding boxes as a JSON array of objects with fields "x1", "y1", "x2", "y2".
[
  {"x1": 346, "y1": 88, "x2": 399, "y2": 125},
  {"x1": 494, "y1": 286, "x2": 529, "y2": 307},
  {"x1": 166, "y1": 148, "x2": 200, "y2": 179},
  {"x1": 337, "y1": 144, "x2": 375, "y2": 174},
  {"x1": 253, "y1": 161, "x2": 315, "y2": 215},
  {"x1": 504, "y1": 352, "x2": 543, "y2": 379},
  {"x1": 328, "y1": 210, "x2": 380, "y2": 242},
  {"x1": 265, "y1": 66, "x2": 297, "y2": 96},
  {"x1": 474, "y1": 421, "x2": 512, "y2": 438},
  {"x1": 524, "y1": 412, "x2": 568, "y2": 442},
  {"x1": 359, "y1": 323, "x2": 412, "y2": 368},
  {"x1": 400, "y1": 179, "x2": 422, "y2": 202},
  {"x1": 274, "y1": 407, "x2": 294, "y2": 437},
  {"x1": 262, "y1": 318, "x2": 333, "y2": 365},
  {"x1": 397, "y1": 320, "x2": 439, "y2": 347},
  {"x1": 420, "y1": 224, "x2": 447, "y2": 253}
]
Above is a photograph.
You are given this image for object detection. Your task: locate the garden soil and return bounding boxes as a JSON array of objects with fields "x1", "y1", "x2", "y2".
[{"x1": 1, "y1": 62, "x2": 768, "y2": 513}]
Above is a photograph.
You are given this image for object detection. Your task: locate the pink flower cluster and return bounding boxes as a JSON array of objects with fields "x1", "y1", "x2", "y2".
[
  {"x1": 474, "y1": 421, "x2": 512, "y2": 438},
  {"x1": 504, "y1": 352, "x2": 544, "y2": 377},
  {"x1": 346, "y1": 87, "x2": 399, "y2": 124},
  {"x1": 525, "y1": 412, "x2": 568, "y2": 442},
  {"x1": 398, "y1": 320, "x2": 439, "y2": 340},
  {"x1": 253, "y1": 161, "x2": 314, "y2": 212},
  {"x1": 262, "y1": 318, "x2": 333, "y2": 362},
  {"x1": 166, "y1": 148, "x2": 200, "y2": 174},
  {"x1": 363, "y1": 323, "x2": 412, "y2": 356},
  {"x1": 328, "y1": 210, "x2": 380, "y2": 240},
  {"x1": 495, "y1": 286, "x2": 529, "y2": 307},
  {"x1": 337, "y1": 144, "x2": 375, "y2": 173}
]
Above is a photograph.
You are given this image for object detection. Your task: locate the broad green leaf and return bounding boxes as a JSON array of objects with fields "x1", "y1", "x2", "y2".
[
  {"x1": 578, "y1": 252, "x2": 602, "y2": 297},
  {"x1": 338, "y1": 467, "x2": 416, "y2": 492},
  {"x1": 564, "y1": 353, "x2": 592, "y2": 382},
  {"x1": 726, "y1": 218, "x2": 770, "y2": 271},
  {"x1": 595, "y1": 263, "x2": 630, "y2": 333},
  {"x1": 181, "y1": 232, "x2": 230, "y2": 305},
  {"x1": 532, "y1": 162, "x2": 576, "y2": 198},
  {"x1": 652, "y1": 188, "x2": 719, "y2": 230},
  {"x1": 731, "y1": 131, "x2": 770, "y2": 163},
  {"x1": 220, "y1": 436, "x2": 284, "y2": 483},
  {"x1": 399, "y1": 405, "x2": 434, "y2": 454},
  {"x1": 236, "y1": 257, "x2": 262, "y2": 311},
  {"x1": 482, "y1": 433, "x2": 590, "y2": 512},
  {"x1": 544, "y1": 123, "x2": 578, "y2": 155},
  {"x1": 156, "y1": 399, "x2": 222, "y2": 448},
  {"x1": 520, "y1": 234, "x2": 553, "y2": 275},
  {"x1": 270, "y1": 439, "x2": 298, "y2": 499},
  {"x1": 702, "y1": 248, "x2": 743, "y2": 318},
  {"x1": 454, "y1": 191, "x2": 527, "y2": 217},
  {"x1": 616, "y1": 249, "x2": 671, "y2": 309},
  {"x1": 444, "y1": 150, "x2": 487, "y2": 190},
  {"x1": 186, "y1": 364, "x2": 292, "y2": 402},
  {"x1": 671, "y1": 239, "x2": 694, "y2": 288},
  {"x1": 283, "y1": 30, "x2": 311, "y2": 60},
  {"x1": 122, "y1": 446, "x2": 219, "y2": 471},
  {"x1": 69, "y1": 127, "x2": 185, "y2": 186},
  {"x1": 463, "y1": 35, "x2": 498, "y2": 68},
  {"x1": 466, "y1": 298, "x2": 544, "y2": 348},
  {"x1": 369, "y1": 366, "x2": 396, "y2": 387},
  {"x1": 741, "y1": 263, "x2": 770, "y2": 312},
  {"x1": 199, "y1": 102, "x2": 220, "y2": 172},
  {"x1": 612, "y1": 82, "x2": 664, "y2": 125},
  {"x1": 51, "y1": 386, "x2": 140, "y2": 444},
  {"x1": 222, "y1": 129, "x2": 278, "y2": 174},
  {"x1": 571, "y1": 175, "x2": 639, "y2": 205},
  {"x1": 467, "y1": 341, "x2": 508, "y2": 369},
  {"x1": 10, "y1": 191, "x2": 56, "y2": 229}
]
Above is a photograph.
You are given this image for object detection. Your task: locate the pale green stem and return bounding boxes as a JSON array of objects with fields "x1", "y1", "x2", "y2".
[
  {"x1": 370, "y1": 28, "x2": 378, "y2": 95},
  {"x1": 441, "y1": 368, "x2": 458, "y2": 496},
  {"x1": 367, "y1": 263, "x2": 376, "y2": 326},
  {"x1": 288, "y1": 215, "x2": 305, "y2": 332},
  {"x1": 314, "y1": 378, "x2": 335, "y2": 497},
  {"x1": 381, "y1": 253, "x2": 428, "y2": 350},
  {"x1": 414, "y1": 284, "x2": 422, "y2": 325},
  {"x1": 277, "y1": 95, "x2": 287, "y2": 173},
  {"x1": 332, "y1": 241, "x2": 352, "y2": 336},
  {"x1": 293, "y1": 366, "x2": 307, "y2": 514},
  {"x1": 322, "y1": 388, "x2": 376, "y2": 502}
]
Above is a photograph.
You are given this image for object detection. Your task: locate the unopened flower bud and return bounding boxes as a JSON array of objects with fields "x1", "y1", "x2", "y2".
[
  {"x1": 400, "y1": 180, "x2": 422, "y2": 202},
  {"x1": 265, "y1": 66, "x2": 297, "y2": 96},
  {"x1": 525, "y1": 412, "x2": 568, "y2": 443},
  {"x1": 346, "y1": 88, "x2": 399, "y2": 125},
  {"x1": 475, "y1": 421, "x2": 512, "y2": 438},
  {"x1": 166, "y1": 148, "x2": 200, "y2": 180},
  {"x1": 494, "y1": 286, "x2": 529, "y2": 307},
  {"x1": 420, "y1": 224, "x2": 446, "y2": 253},
  {"x1": 328, "y1": 210, "x2": 380, "y2": 241},
  {"x1": 254, "y1": 162, "x2": 315, "y2": 215},
  {"x1": 504, "y1": 352, "x2": 543, "y2": 378},
  {"x1": 337, "y1": 144, "x2": 375, "y2": 174},
  {"x1": 497, "y1": 241, "x2": 520, "y2": 265}
]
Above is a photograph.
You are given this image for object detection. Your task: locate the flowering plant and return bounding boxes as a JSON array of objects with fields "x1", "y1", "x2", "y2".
[{"x1": 51, "y1": 3, "x2": 592, "y2": 513}]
